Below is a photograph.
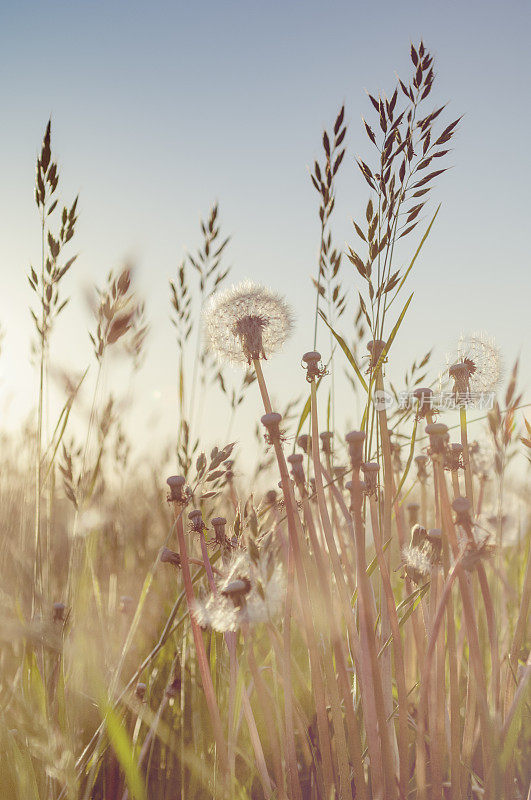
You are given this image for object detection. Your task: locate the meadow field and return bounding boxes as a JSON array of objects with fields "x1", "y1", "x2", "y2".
[{"x1": 0, "y1": 40, "x2": 529, "y2": 800}]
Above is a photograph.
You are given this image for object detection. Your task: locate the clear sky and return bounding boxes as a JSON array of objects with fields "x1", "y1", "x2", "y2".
[{"x1": 0, "y1": 0, "x2": 530, "y2": 468}]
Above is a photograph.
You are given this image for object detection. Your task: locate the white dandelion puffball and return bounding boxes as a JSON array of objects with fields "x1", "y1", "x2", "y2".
[
  {"x1": 193, "y1": 550, "x2": 285, "y2": 633},
  {"x1": 204, "y1": 281, "x2": 294, "y2": 366},
  {"x1": 444, "y1": 333, "x2": 502, "y2": 394},
  {"x1": 402, "y1": 545, "x2": 431, "y2": 582}
]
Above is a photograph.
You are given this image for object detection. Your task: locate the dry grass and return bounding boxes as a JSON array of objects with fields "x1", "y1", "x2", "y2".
[{"x1": 0, "y1": 41, "x2": 529, "y2": 800}]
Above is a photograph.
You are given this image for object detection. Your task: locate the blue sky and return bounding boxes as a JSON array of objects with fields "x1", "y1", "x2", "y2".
[{"x1": 0, "y1": 0, "x2": 529, "y2": 465}]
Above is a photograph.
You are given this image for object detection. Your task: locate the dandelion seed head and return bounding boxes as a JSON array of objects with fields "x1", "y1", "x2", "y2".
[
  {"x1": 204, "y1": 281, "x2": 294, "y2": 366},
  {"x1": 402, "y1": 545, "x2": 432, "y2": 584},
  {"x1": 193, "y1": 549, "x2": 285, "y2": 632},
  {"x1": 442, "y1": 332, "x2": 502, "y2": 394}
]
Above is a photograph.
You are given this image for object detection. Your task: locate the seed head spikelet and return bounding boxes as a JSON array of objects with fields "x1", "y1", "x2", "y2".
[{"x1": 204, "y1": 281, "x2": 294, "y2": 366}]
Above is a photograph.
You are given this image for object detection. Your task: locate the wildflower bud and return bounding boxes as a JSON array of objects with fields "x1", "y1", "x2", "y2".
[
  {"x1": 287, "y1": 453, "x2": 305, "y2": 485},
  {"x1": 302, "y1": 350, "x2": 324, "y2": 382},
  {"x1": 119, "y1": 595, "x2": 134, "y2": 614},
  {"x1": 412, "y1": 387, "x2": 434, "y2": 419},
  {"x1": 361, "y1": 461, "x2": 379, "y2": 495},
  {"x1": 221, "y1": 577, "x2": 251, "y2": 607},
  {"x1": 135, "y1": 682, "x2": 147, "y2": 701},
  {"x1": 407, "y1": 503, "x2": 420, "y2": 527},
  {"x1": 320, "y1": 431, "x2": 333, "y2": 454},
  {"x1": 297, "y1": 434, "x2": 311, "y2": 454},
  {"x1": 261, "y1": 412, "x2": 282, "y2": 440},
  {"x1": 265, "y1": 489, "x2": 277, "y2": 504},
  {"x1": 160, "y1": 547, "x2": 181, "y2": 568},
  {"x1": 367, "y1": 339, "x2": 387, "y2": 370},
  {"x1": 452, "y1": 496, "x2": 472, "y2": 526},
  {"x1": 415, "y1": 454, "x2": 429, "y2": 482},
  {"x1": 226, "y1": 469, "x2": 234, "y2": 483},
  {"x1": 52, "y1": 602, "x2": 67, "y2": 623},
  {"x1": 188, "y1": 508, "x2": 204, "y2": 533},
  {"x1": 345, "y1": 430, "x2": 365, "y2": 470},
  {"x1": 166, "y1": 475, "x2": 187, "y2": 504},
  {"x1": 426, "y1": 422, "x2": 449, "y2": 456}
]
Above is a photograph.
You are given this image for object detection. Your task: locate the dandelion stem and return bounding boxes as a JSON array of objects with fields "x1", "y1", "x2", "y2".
[
  {"x1": 368, "y1": 493, "x2": 409, "y2": 799},
  {"x1": 197, "y1": 535, "x2": 273, "y2": 797},
  {"x1": 171, "y1": 506, "x2": 229, "y2": 777},
  {"x1": 252, "y1": 359, "x2": 273, "y2": 414},
  {"x1": 460, "y1": 406, "x2": 475, "y2": 511}
]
